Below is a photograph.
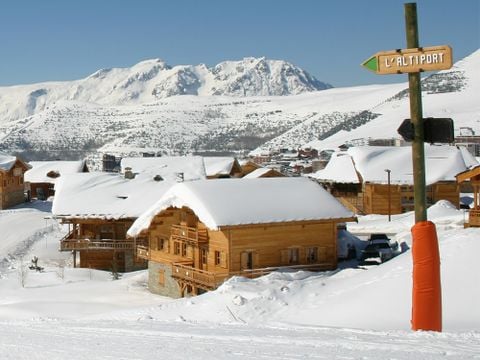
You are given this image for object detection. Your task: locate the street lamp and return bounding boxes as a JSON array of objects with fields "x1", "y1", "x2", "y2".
[{"x1": 385, "y1": 169, "x2": 392, "y2": 222}]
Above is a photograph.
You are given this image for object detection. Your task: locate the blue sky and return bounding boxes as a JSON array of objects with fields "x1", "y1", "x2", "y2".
[{"x1": 0, "y1": 0, "x2": 478, "y2": 87}]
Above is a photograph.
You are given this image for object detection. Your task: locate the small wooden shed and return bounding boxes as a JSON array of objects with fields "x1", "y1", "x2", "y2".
[{"x1": 128, "y1": 177, "x2": 354, "y2": 298}]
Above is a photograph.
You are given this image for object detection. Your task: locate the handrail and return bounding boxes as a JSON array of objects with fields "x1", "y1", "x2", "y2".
[{"x1": 60, "y1": 239, "x2": 135, "y2": 251}]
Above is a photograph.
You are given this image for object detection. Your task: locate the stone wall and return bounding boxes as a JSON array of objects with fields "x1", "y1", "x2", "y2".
[{"x1": 148, "y1": 261, "x2": 182, "y2": 298}]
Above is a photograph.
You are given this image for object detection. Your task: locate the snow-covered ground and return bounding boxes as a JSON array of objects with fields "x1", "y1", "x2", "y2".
[{"x1": 0, "y1": 200, "x2": 479, "y2": 359}]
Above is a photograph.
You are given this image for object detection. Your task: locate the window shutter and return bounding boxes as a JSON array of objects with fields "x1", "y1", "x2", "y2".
[{"x1": 280, "y1": 249, "x2": 289, "y2": 265}]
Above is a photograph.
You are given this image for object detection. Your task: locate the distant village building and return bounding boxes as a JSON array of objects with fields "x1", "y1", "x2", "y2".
[
  {"x1": 310, "y1": 145, "x2": 478, "y2": 215},
  {"x1": 0, "y1": 153, "x2": 31, "y2": 209},
  {"x1": 455, "y1": 135, "x2": 480, "y2": 157},
  {"x1": 53, "y1": 156, "x2": 206, "y2": 272},
  {"x1": 127, "y1": 177, "x2": 354, "y2": 298},
  {"x1": 25, "y1": 160, "x2": 88, "y2": 200},
  {"x1": 203, "y1": 157, "x2": 243, "y2": 178}
]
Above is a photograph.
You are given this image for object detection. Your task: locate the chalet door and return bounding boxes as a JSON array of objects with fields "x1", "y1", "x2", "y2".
[{"x1": 241, "y1": 251, "x2": 254, "y2": 270}]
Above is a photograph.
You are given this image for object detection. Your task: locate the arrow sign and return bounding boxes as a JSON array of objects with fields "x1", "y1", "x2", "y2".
[{"x1": 362, "y1": 45, "x2": 452, "y2": 74}]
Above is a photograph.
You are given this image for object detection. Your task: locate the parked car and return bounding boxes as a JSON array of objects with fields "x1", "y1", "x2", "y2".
[{"x1": 361, "y1": 233, "x2": 396, "y2": 263}]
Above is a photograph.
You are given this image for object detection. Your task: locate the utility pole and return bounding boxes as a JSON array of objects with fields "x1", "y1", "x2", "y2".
[{"x1": 405, "y1": 3, "x2": 427, "y2": 223}]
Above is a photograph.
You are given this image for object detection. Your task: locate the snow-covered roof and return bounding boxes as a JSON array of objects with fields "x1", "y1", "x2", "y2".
[
  {"x1": 242, "y1": 167, "x2": 274, "y2": 179},
  {"x1": 127, "y1": 177, "x2": 354, "y2": 236},
  {"x1": 52, "y1": 172, "x2": 181, "y2": 220},
  {"x1": 24, "y1": 160, "x2": 86, "y2": 184},
  {"x1": 120, "y1": 156, "x2": 206, "y2": 182},
  {"x1": 203, "y1": 157, "x2": 237, "y2": 177},
  {"x1": 312, "y1": 145, "x2": 477, "y2": 185},
  {"x1": 0, "y1": 152, "x2": 20, "y2": 172},
  {"x1": 310, "y1": 152, "x2": 360, "y2": 184}
]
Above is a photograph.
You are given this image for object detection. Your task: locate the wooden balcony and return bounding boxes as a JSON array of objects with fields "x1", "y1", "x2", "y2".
[
  {"x1": 170, "y1": 224, "x2": 208, "y2": 245},
  {"x1": 171, "y1": 263, "x2": 229, "y2": 290},
  {"x1": 59, "y1": 231, "x2": 135, "y2": 251},
  {"x1": 467, "y1": 209, "x2": 480, "y2": 227},
  {"x1": 171, "y1": 262, "x2": 335, "y2": 292}
]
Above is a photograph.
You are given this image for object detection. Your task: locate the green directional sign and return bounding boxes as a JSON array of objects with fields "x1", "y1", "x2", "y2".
[{"x1": 361, "y1": 45, "x2": 452, "y2": 74}]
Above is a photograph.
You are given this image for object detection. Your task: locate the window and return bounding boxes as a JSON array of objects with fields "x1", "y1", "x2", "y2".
[
  {"x1": 174, "y1": 242, "x2": 180, "y2": 255},
  {"x1": 306, "y1": 247, "x2": 318, "y2": 263},
  {"x1": 201, "y1": 248, "x2": 208, "y2": 265},
  {"x1": 181, "y1": 243, "x2": 187, "y2": 257},
  {"x1": 215, "y1": 250, "x2": 228, "y2": 268},
  {"x1": 240, "y1": 251, "x2": 254, "y2": 270},
  {"x1": 158, "y1": 238, "x2": 164, "y2": 250},
  {"x1": 288, "y1": 248, "x2": 299, "y2": 265}
]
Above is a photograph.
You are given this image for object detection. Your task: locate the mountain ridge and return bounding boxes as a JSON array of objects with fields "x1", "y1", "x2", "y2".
[{"x1": 0, "y1": 50, "x2": 478, "y2": 164}]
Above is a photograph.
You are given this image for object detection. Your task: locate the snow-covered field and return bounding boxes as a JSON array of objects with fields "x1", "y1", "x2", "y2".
[{"x1": 0, "y1": 200, "x2": 479, "y2": 359}]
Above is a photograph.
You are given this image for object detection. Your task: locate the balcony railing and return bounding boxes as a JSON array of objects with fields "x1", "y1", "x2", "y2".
[
  {"x1": 171, "y1": 262, "x2": 335, "y2": 291},
  {"x1": 468, "y1": 209, "x2": 480, "y2": 227},
  {"x1": 170, "y1": 224, "x2": 208, "y2": 245},
  {"x1": 171, "y1": 263, "x2": 229, "y2": 290},
  {"x1": 60, "y1": 234, "x2": 135, "y2": 251}
]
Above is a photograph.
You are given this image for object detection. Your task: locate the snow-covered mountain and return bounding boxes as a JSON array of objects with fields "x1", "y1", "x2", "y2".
[
  {"x1": 0, "y1": 57, "x2": 331, "y2": 124},
  {"x1": 0, "y1": 50, "x2": 478, "y2": 162}
]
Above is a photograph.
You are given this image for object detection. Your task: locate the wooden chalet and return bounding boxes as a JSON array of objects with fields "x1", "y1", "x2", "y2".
[
  {"x1": 311, "y1": 145, "x2": 477, "y2": 215},
  {"x1": 25, "y1": 160, "x2": 89, "y2": 200},
  {"x1": 456, "y1": 165, "x2": 480, "y2": 227},
  {"x1": 127, "y1": 177, "x2": 354, "y2": 298},
  {"x1": 53, "y1": 157, "x2": 206, "y2": 272},
  {"x1": 0, "y1": 153, "x2": 31, "y2": 210}
]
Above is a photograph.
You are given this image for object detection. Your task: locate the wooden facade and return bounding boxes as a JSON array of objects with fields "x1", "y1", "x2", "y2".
[
  {"x1": 456, "y1": 166, "x2": 480, "y2": 227},
  {"x1": 362, "y1": 182, "x2": 459, "y2": 215},
  {"x1": 59, "y1": 218, "x2": 147, "y2": 272},
  {"x1": 0, "y1": 158, "x2": 30, "y2": 210},
  {"x1": 136, "y1": 206, "x2": 351, "y2": 298}
]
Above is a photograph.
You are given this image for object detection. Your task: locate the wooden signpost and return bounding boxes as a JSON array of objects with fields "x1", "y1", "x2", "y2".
[
  {"x1": 362, "y1": 45, "x2": 453, "y2": 74},
  {"x1": 361, "y1": 3, "x2": 452, "y2": 332}
]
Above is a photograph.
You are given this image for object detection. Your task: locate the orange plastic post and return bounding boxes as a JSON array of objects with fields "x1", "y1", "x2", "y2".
[{"x1": 411, "y1": 220, "x2": 442, "y2": 331}]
